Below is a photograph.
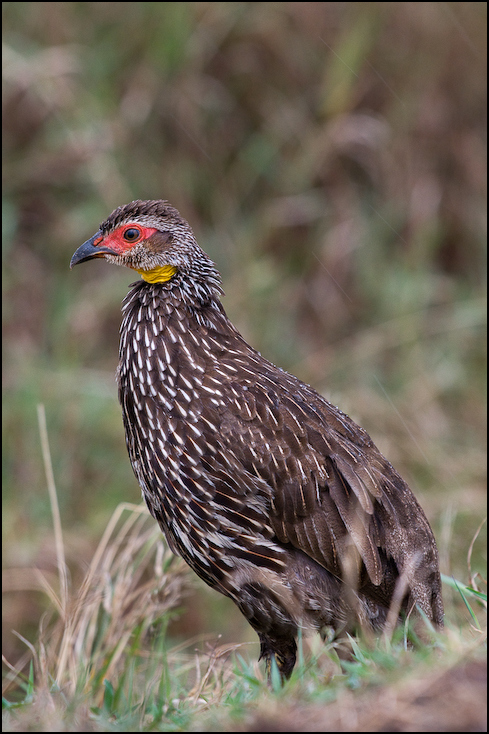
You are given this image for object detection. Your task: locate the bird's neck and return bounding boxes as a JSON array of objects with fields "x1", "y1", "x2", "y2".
[
  {"x1": 119, "y1": 279, "x2": 245, "y2": 364},
  {"x1": 123, "y1": 277, "x2": 225, "y2": 327}
]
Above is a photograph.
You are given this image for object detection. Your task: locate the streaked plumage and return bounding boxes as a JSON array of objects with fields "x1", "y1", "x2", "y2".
[{"x1": 71, "y1": 199, "x2": 443, "y2": 679}]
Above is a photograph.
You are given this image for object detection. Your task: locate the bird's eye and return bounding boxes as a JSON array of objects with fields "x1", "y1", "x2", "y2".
[{"x1": 123, "y1": 227, "x2": 141, "y2": 242}]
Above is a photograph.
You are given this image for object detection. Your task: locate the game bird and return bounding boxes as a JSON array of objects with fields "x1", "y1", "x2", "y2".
[{"x1": 71, "y1": 199, "x2": 443, "y2": 680}]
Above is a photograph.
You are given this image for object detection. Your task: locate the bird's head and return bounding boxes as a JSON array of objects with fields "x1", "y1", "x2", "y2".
[{"x1": 70, "y1": 199, "x2": 223, "y2": 299}]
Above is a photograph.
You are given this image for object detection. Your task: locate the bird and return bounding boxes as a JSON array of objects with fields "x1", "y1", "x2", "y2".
[{"x1": 70, "y1": 199, "x2": 444, "y2": 680}]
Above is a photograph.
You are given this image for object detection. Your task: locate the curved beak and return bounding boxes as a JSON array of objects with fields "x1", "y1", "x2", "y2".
[{"x1": 70, "y1": 231, "x2": 117, "y2": 269}]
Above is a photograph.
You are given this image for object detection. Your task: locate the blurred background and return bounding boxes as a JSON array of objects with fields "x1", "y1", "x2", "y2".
[{"x1": 3, "y1": 2, "x2": 486, "y2": 670}]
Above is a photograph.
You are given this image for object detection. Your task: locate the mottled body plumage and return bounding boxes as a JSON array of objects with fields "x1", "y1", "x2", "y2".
[{"x1": 71, "y1": 200, "x2": 443, "y2": 679}]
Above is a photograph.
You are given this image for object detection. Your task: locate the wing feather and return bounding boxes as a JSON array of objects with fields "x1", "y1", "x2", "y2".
[{"x1": 219, "y1": 369, "x2": 400, "y2": 589}]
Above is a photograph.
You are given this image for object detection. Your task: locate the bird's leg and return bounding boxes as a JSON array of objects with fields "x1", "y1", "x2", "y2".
[{"x1": 259, "y1": 634, "x2": 297, "y2": 686}]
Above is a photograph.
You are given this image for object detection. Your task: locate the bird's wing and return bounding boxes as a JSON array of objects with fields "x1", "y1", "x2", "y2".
[{"x1": 217, "y1": 352, "x2": 410, "y2": 589}]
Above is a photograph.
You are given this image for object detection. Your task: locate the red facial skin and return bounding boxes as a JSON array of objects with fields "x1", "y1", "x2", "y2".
[{"x1": 98, "y1": 224, "x2": 159, "y2": 254}]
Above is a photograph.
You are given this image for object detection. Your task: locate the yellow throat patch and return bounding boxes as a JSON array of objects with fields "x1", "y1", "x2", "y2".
[{"x1": 136, "y1": 265, "x2": 177, "y2": 283}]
